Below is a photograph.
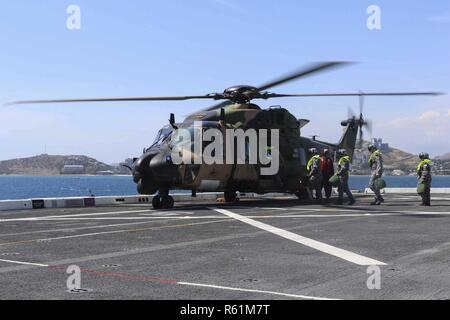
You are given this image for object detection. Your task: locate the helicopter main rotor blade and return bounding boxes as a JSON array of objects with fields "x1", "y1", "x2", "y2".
[
  {"x1": 11, "y1": 62, "x2": 351, "y2": 108},
  {"x1": 262, "y1": 92, "x2": 442, "y2": 99},
  {"x1": 199, "y1": 61, "x2": 352, "y2": 113},
  {"x1": 6, "y1": 95, "x2": 224, "y2": 106},
  {"x1": 8, "y1": 91, "x2": 442, "y2": 107},
  {"x1": 257, "y1": 62, "x2": 351, "y2": 91}
]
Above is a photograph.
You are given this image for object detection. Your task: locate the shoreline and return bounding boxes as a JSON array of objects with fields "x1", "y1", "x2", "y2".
[{"x1": 1, "y1": 176, "x2": 450, "y2": 201}]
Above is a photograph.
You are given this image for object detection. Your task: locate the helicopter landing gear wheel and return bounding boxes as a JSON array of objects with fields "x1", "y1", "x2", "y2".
[
  {"x1": 224, "y1": 190, "x2": 237, "y2": 203},
  {"x1": 161, "y1": 195, "x2": 174, "y2": 209},
  {"x1": 152, "y1": 195, "x2": 163, "y2": 210},
  {"x1": 152, "y1": 194, "x2": 174, "y2": 209},
  {"x1": 153, "y1": 189, "x2": 174, "y2": 210}
]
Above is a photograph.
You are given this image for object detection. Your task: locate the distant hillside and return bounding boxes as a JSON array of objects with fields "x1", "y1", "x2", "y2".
[
  {"x1": 436, "y1": 152, "x2": 450, "y2": 161},
  {"x1": 353, "y1": 142, "x2": 450, "y2": 175},
  {"x1": 380, "y1": 147, "x2": 419, "y2": 171},
  {"x1": 353, "y1": 141, "x2": 420, "y2": 175},
  {"x1": 0, "y1": 154, "x2": 115, "y2": 175}
]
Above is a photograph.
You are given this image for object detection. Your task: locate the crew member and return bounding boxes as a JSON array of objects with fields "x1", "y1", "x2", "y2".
[
  {"x1": 336, "y1": 149, "x2": 355, "y2": 205},
  {"x1": 417, "y1": 152, "x2": 432, "y2": 206},
  {"x1": 368, "y1": 144, "x2": 384, "y2": 205},
  {"x1": 307, "y1": 148, "x2": 323, "y2": 202},
  {"x1": 320, "y1": 149, "x2": 335, "y2": 199}
]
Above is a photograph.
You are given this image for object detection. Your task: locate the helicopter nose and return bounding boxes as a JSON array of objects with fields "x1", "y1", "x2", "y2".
[
  {"x1": 133, "y1": 151, "x2": 178, "y2": 195},
  {"x1": 132, "y1": 152, "x2": 156, "y2": 183},
  {"x1": 149, "y1": 153, "x2": 177, "y2": 181},
  {"x1": 133, "y1": 153, "x2": 159, "y2": 195}
]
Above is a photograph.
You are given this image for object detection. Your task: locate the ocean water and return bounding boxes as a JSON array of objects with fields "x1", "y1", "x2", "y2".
[
  {"x1": 0, "y1": 175, "x2": 138, "y2": 200},
  {"x1": 0, "y1": 175, "x2": 450, "y2": 201}
]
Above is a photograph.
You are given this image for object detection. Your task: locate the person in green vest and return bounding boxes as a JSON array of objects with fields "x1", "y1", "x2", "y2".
[
  {"x1": 336, "y1": 149, "x2": 355, "y2": 205},
  {"x1": 417, "y1": 152, "x2": 432, "y2": 206},
  {"x1": 368, "y1": 144, "x2": 384, "y2": 205},
  {"x1": 307, "y1": 148, "x2": 323, "y2": 202}
]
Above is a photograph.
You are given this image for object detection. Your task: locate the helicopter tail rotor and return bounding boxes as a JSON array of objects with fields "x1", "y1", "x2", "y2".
[
  {"x1": 345, "y1": 92, "x2": 373, "y2": 150},
  {"x1": 355, "y1": 92, "x2": 373, "y2": 149}
]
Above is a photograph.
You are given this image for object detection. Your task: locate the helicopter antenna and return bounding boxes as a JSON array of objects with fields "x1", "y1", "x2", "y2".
[
  {"x1": 219, "y1": 108, "x2": 226, "y2": 126},
  {"x1": 169, "y1": 113, "x2": 178, "y2": 129}
]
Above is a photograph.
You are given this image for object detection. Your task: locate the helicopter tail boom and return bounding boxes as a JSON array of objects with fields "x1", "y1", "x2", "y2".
[{"x1": 337, "y1": 119, "x2": 360, "y2": 161}]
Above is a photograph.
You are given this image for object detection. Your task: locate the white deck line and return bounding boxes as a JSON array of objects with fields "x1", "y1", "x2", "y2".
[
  {"x1": 212, "y1": 208, "x2": 387, "y2": 266},
  {"x1": 177, "y1": 281, "x2": 336, "y2": 300},
  {"x1": 0, "y1": 259, "x2": 48, "y2": 267}
]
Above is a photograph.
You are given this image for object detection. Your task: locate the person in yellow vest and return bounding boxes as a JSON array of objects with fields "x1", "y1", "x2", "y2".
[
  {"x1": 368, "y1": 144, "x2": 384, "y2": 205},
  {"x1": 417, "y1": 152, "x2": 432, "y2": 206},
  {"x1": 336, "y1": 149, "x2": 355, "y2": 205},
  {"x1": 307, "y1": 148, "x2": 323, "y2": 202}
]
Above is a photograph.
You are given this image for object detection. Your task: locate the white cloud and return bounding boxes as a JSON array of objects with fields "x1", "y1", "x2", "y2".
[
  {"x1": 378, "y1": 109, "x2": 450, "y2": 156},
  {"x1": 418, "y1": 111, "x2": 440, "y2": 121},
  {"x1": 385, "y1": 110, "x2": 449, "y2": 133}
]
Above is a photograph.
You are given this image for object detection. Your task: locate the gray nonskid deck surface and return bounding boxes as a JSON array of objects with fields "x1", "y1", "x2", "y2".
[{"x1": 0, "y1": 194, "x2": 449, "y2": 300}]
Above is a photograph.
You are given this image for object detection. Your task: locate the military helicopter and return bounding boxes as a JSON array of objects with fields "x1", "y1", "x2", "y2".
[{"x1": 9, "y1": 62, "x2": 441, "y2": 209}]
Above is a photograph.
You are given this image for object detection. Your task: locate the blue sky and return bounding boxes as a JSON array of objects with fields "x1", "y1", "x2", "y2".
[{"x1": 0, "y1": 0, "x2": 449, "y2": 163}]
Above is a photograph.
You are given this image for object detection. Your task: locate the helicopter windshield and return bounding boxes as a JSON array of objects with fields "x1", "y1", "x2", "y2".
[
  {"x1": 169, "y1": 122, "x2": 221, "y2": 148},
  {"x1": 170, "y1": 127, "x2": 198, "y2": 148},
  {"x1": 151, "y1": 126, "x2": 173, "y2": 147}
]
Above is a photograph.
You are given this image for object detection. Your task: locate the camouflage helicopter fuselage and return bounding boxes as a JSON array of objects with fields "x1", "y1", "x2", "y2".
[{"x1": 132, "y1": 103, "x2": 360, "y2": 198}]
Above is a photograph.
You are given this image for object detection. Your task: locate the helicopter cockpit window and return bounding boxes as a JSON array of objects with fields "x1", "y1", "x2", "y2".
[
  {"x1": 170, "y1": 127, "x2": 201, "y2": 148},
  {"x1": 169, "y1": 123, "x2": 221, "y2": 149},
  {"x1": 151, "y1": 126, "x2": 173, "y2": 147}
]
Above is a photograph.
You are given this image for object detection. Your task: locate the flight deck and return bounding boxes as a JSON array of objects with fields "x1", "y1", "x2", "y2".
[{"x1": 1, "y1": 193, "x2": 450, "y2": 300}]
